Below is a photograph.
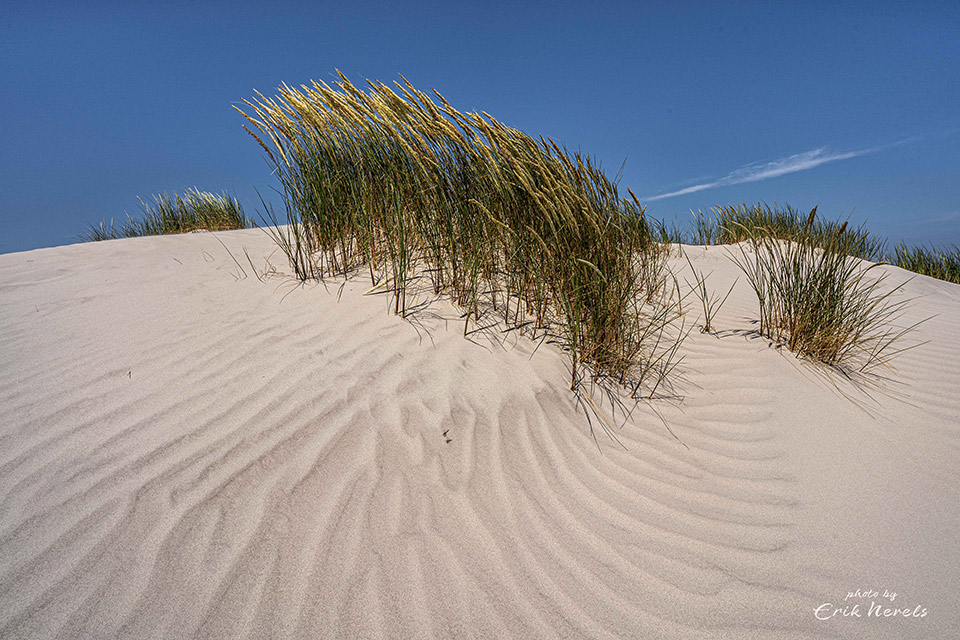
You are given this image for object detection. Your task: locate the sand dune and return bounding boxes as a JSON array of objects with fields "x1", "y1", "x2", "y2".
[{"x1": 1, "y1": 230, "x2": 957, "y2": 639}]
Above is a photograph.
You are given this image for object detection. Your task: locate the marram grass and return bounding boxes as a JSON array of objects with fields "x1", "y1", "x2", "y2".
[
  {"x1": 668, "y1": 203, "x2": 887, "y2": 262},
  {"x1": 681, "y1": 250, "x2": 736, "y2": 334},
  {"x1": 239, "y1": 72, "x2": 685, "y2": 394},
  {"x1": 727, "y1": 219, "x2": 918, "y2": 372},
  {"x1": 85, "y1": 189, "x2": 248, "y2": 240},
  {"x1": 663, "y1": 203, "x2": 959, "y2": 285},
  {"x1": 892, "y1": 243, "x2": 960, "y2": 284}
]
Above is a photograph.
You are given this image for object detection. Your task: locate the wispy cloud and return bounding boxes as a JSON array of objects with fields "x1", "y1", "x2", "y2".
[
  {"x1": 644, "y1": 143, "x2": 892, "y2": 202},
  {"x1": 922, "y1": 210, "x2": 960, "y2": 224}
]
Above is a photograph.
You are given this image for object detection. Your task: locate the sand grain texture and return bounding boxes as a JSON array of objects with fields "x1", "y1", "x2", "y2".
[{"x1": 1, "y1": 232, "x2": 957, "y2": 639}]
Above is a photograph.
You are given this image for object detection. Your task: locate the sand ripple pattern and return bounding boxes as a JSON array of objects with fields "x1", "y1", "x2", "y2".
[{"x1": 1, "y1": 235, "x2": 957, "y2": 639}]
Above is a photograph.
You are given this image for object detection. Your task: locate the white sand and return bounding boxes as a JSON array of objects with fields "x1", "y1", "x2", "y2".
[{"x1": 1, "y1": 229, "x2": 957, "y2": 639}]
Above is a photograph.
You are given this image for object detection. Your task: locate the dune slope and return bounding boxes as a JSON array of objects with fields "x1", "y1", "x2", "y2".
[{"x1": 1, "y1": 230, "x2": 957, "y2": 639}]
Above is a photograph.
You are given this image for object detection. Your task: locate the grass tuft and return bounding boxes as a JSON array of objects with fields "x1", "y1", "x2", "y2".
[
  {"x1": 891, "y1": 243, "x2": 960, "y2": 284},
  {"x1": 657, "y1": 203, "x2": 960, "y2": 286},
  {"x1": 673, "y1": 203, "x2": 887, "y2": 261},
  {"x1": 239, "y1": 72, "x2": 685, "y2": 395},
  {"x1": 728, "y1": 221, "x2": 917, "y2": 372},
  {"x1": 84, "y1": 189, "x2": 248, "y2": 240},
  {"x1": 682, "y1": 250, "x2": 736, "y2": 334}
]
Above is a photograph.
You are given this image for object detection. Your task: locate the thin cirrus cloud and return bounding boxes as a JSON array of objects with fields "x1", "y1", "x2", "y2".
[{"x1": 643, "y1": 143, "x2": 895, "y2": 202}]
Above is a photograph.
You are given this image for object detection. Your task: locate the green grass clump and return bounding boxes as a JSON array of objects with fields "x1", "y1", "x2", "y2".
[
  {"x1": 85, "y1": 189, "x2": 248, "y2": 240},
  {"x1": 728, "y1": 220, "x2": 915, "y2": 372},
  {"x1": 892, "y1": 243, "x2": 960, "y2": 284},
  {"x1": 239, "y1": 72, "x2": 684, "y2": 394},
  {"x1": 686, "y1": 203, "x2": 885, "y2": 261},
  {"x1": 682, "y1": 250, "x2": 736, "y2": 334},
  {"x1": 661, "y1": 204, "x2": 959, "y2": 285}
]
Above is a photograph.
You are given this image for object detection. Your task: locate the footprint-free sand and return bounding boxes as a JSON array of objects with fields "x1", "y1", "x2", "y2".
[{"x1": 1, "y1": 229, "x2": 957, "y2": 638}]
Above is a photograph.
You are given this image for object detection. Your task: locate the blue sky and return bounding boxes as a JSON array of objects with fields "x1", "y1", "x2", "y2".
[{"x1": 1, "y1": 1, "x2": 958, "y2": 254}]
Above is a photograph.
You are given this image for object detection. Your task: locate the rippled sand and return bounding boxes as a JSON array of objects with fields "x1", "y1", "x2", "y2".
[{"x1": 1, "y1": 230, "x2": 957, "y2": 639}]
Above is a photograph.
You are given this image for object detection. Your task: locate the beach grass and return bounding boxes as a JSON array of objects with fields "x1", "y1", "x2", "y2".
[
  {"x1": 891, "y1": 243, "x2": 960, "y2": 284},
  {"x1": 727, "y1": 219, "x2": 916, "y2": 372},
  {"x1": 661, "y1": 203, "x2": 960, "y2": 286},
  {"x1": 666, "y1": 203, "x2": 887, "y2": 261},
  {"x1": 84, "y1": 189, "x2": 248, "y2": 241},
  {"x1": 682, "y1": 250, "x2": 736, "y2": 334},
  {"x1": 238, "y1": 72, "x2": 685, "y2": 394}
]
